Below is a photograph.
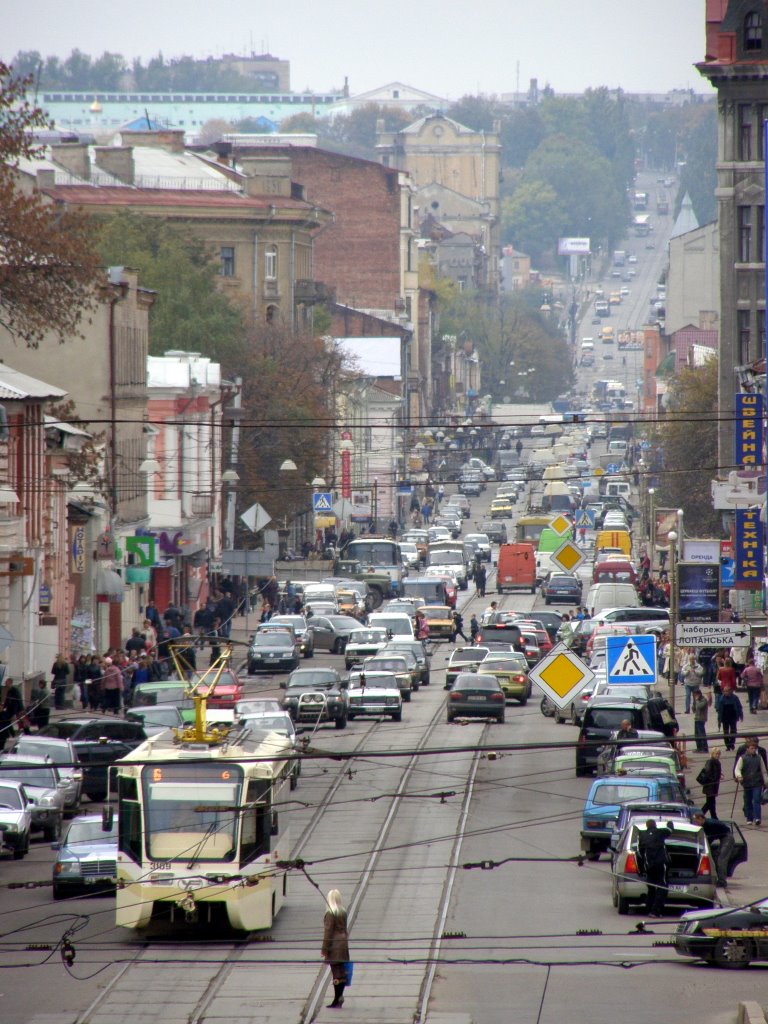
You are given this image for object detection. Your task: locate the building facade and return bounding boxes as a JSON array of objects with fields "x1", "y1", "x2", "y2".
[{"x1": 666, "y1": 220, "x2": 720, "y2": 335}]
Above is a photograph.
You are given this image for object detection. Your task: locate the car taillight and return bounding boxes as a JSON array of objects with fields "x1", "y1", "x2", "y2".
[
  {"x1": 697, "y1": 855, "x2": 712, "y2": 877},
  {"x1": 513, "y1": 675, "x2": 526, "y2": 683},
  {"x1": 491, "y1": 692, "x2": 504, "y2": 701},
  {"x1": 449, "y1": 692, "x2": 461, "y2": 700},
  {"x1": 624, "y1": 852, "x2": 638, "y2": 874}
]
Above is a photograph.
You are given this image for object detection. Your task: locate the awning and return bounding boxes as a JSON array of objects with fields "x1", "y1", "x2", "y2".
[{"x1": 95, "y1": 567, "x2": 125, "y2": 597}]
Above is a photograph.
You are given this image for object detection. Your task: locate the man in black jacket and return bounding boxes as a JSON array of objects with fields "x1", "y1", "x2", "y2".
[{"x1": 638, "y1": 820, "x2": 673, "y2": 916}]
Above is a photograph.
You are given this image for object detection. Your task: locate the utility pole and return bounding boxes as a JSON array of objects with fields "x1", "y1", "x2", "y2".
[{"x1": 224, "y1": 377, "x2": 243, "y2": 552}]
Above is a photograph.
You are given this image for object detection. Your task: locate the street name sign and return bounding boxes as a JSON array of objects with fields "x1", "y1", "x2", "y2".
[
  {"x1": 528, "y1": 643, "x2": 595, "y2": 710},
  {"x1": 675, "y1": 622, "x2": 752, "y2": 647}
]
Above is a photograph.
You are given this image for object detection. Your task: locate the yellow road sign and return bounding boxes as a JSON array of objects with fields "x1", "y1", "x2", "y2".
[
  {"x1": 549, "y1": 513, "x2": 572, "y2": 536},
  {"x1": 528, "y1": 643, "x2": 595, "y2": 709},
  {"x1": 550, "y1": 538, "x2": 586, "y2": 573}
]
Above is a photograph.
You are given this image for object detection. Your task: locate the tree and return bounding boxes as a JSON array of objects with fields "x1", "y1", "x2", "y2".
[
  {"x1": 0, "y1": 63, "x2": 99, "y2": 346},
  {"x1": 498, "y1": 106, "x2": 546, "y2": 169},
  {"x1": 653, "y1": 357, "x2": 721, "y2": 536},
  {"x1": 446, "y1": 95, "x2": 499, "y2": 132},
  {"x1": 198, "y1": 118, "x2": 235, "y2": 145},
  {"x1": 500, "y1": 179, "x2": 567, "y2": 264},
  {"x1": 97, "y1": 210, "x2": 244, "y2": 365}
]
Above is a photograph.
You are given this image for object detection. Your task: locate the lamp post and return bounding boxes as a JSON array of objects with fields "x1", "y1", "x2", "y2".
[
  {"x1": 667, "y1": 525, "x2": 679, "y2": 712},
  {"x1": 648, "y1": 487, "x2": 656, "y2": 571},
  {"x1": 371, "y1": 477, "x2": 378, "y2": 534},
  {"x1": 278, "y1": 459, "x2": 298, "y2": 557}
]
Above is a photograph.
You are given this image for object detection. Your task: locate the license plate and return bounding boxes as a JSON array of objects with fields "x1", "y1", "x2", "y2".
[
  {"x1": 468, "y1": 695, "x2": 486, "y2": 702},
  {"x1": 668, "y1": 884, "x2": 688, "y2": 893}
]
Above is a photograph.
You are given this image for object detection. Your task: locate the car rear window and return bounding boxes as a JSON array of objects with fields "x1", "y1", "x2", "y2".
[
  {"x1": 592, "y1": 784, "x2": 651, "y2": 805},
  {"x1": 585, "y1": 708, "x2": 641, "y2": 731}
]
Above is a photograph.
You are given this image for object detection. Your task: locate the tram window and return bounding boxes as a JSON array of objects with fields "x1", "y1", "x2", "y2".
[
  {"x1": 240, "y1": 780, "x2": 270, "y2": 865},
  {"x1": 118, "y1": 776, "x2": 142, "y2": 863}
]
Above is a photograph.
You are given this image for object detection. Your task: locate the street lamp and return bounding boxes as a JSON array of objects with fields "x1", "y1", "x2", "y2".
[
  {"x1": 667, "y1": 520, "x2": 682, "y2": 713},
  {"x1": 648, "y1": 487, "x2": 656, "y2": 570}
]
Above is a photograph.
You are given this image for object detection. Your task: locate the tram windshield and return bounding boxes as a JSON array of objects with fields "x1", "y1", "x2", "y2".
[{"x1": 142, "y1": 764, "x2": 243, "y2": 862}]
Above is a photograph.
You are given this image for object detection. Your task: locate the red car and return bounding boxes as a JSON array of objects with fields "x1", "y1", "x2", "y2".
[{"x1": 191, "y1": 669, "x2": 245, "y2": 708}]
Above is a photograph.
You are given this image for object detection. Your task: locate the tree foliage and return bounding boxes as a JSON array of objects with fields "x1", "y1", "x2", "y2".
[
  {"x1": 501, "y1": 180, "x2": 566, "y2": 263},
  {"x1": 96, "y1": 210, "x2": 244, "y2": 366},
  {"x1": 653, "y1": 358, "x2": 721, "y2": 537},
  {"x1": 0, "y1": 63, "x2": 99, "y2": 345}
]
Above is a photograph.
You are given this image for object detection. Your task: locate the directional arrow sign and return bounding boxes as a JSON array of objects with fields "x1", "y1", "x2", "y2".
[
  {"x1": 675, "y1": 622, "x2": 752, "y2": 648},
  {"x1": 528, "y1": 643, "x2": 594, "y2": 710},
  {"x1": 550, "y1": 538, "x2": 585, "y2": 574}
]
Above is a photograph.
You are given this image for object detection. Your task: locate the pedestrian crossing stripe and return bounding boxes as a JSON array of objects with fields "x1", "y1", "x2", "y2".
[
  {"x1": 312, "y1": 492, "x2": 333, "y2": 512},
  {"x1": 606, "y1": 634, "x2": 657, "y2": 684}
]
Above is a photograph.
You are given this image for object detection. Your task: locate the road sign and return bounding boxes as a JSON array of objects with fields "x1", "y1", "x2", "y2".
[
  {"x1": 549, "y1": 513, "x2": 572, "y2": 536},
  {"x1": 312, "y1": 492, "x2": 333, "y2": 512},
  {"x1": 575, "y1": 508, "x2": 596, "y2": 529},
  {"x1": 550, "y1": 538, "x2": 586, "y2": 574},
  {"x1": 605, "y1": 463, "x2": 621, "y2": 474},
  {"x1": 528, "y1": 643, "x2": 595, "y2": 710},
  {"x1": 675, "y1": 622, "x2": 752, "y2": 647},
  {"x1": 606, "y1": 634, "x2": 657, "y2": 684},
  {"x1": 221, "y1": 549, "x2": 274, "y2": 575},
  {"x1": 240, "y1": 502, "x2": 272, "y2": 533}
]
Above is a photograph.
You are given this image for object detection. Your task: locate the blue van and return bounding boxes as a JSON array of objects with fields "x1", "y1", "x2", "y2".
[{"x1": 581, "y1": 775, "x2": 687, "y2": 860}]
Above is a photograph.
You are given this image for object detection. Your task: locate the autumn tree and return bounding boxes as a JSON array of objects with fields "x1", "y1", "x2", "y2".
[
  {"x1": 0, "y1": 62, "x2": 100, "y2": 345},
  {"x1": 653, "y1": 357, "x2": 721, "y2": 537}
]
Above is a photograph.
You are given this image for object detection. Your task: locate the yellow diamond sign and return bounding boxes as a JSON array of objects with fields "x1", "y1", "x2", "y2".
[
  {"x1": 551, "y1": 538, "x2": 585, "y2": 574},
  {"x1": 528, "y1": 643, "x2": 595, "y2": 709},
  {"x1": 549, "y1": 513, "x2": 572, "y2": 536}
]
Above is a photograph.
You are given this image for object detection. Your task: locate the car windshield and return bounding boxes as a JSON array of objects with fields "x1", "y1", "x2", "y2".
[
  {"x1": 252, "y1": 633, "x2": 293, "y2": 649},
  {"x1": 327, "y1": 616, "x2": 362, "y2": 628},
  {"x1": 0, "y1": 785, "x2": 22, "y2": 808},
  {"x1": 44, "y1": 723, "x2": 80, "y2": 739},
  {"x1": 65, "y1": 818, "x2": 118, "y2": 844},
  {"x1": 236, "y1": 699, "x2": 281, "y2": 715},
  {"x1": 1, "y1": 764, "x2": 57, "y2": 788},
  {"x1": 350, "y1": 673, "x2": 396, "y2": 690},
  {"x1": 270, "y1": 617, "x2": 305, "y2": 629},
  {"x1": 484, "y1": 657, "x2": 527, "y2": 671},
  {"x1": 289, "y1": 671, "x2": 337, "y2": 685},
  {"x1": 134, "y1": 685, "x2": 186, "y2": 706},
  {"x1": 587, "y1": 708, "x2": 640, "y2": 731},
  {"x1": 456, "y1": 676, "x2": 498, "y2": 691},
  {"x1": 366, "y1": 659, "x2": 405, "y2": 672},
  {"x1": 129, "y1": 707, "x2": 180, "y2": 727},
  {"x1": 349, "y1": 630, "x2": 386, "y2": 644},
  {"x1": 592, "y1": 784, "x2": 651, "y2": 805},
  {"x1": 14, "y1": 739, "x2": 70, "y2": 764},
  {"x1": 243, "y1": 715, "x2": 293, "y2": 735}
]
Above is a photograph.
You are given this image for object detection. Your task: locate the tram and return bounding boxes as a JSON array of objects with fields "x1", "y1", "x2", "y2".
[{"x1": 114, "y1": 646, "x2": 296, "y2": 931}]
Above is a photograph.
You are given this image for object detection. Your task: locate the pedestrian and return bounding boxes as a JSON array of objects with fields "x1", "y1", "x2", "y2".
[
  {"x1": 482, "y1": 600, "x2": 498, "y2": 625},
  {"x1": 692, "y1": 687, "x2": 709, "y2": 753},
  {"x1": 72, "y1": 654, "x2": 89, "y2": 710},
  {"x1": 697, "y1": 748, "x2": 722, "y2": 818},
  {"x1": 741, "y1": 656, "x2": 764, "y2": 714},
  {"x1": 735, "y1": 739, "x2": 766, "y2": 826},
  {"x1": 730, "y1": 640, "x2": 750, "y2": 684},
  {"x1": 733, "y1": 735, "x2": 768, "y2": 821},
  {"x1": 85, "y1": 654, "x2": 103, "y2": 710},
  {"x1": 0, "y1": 678, "x2": 25, "y2": 740},
  {"x1": 101, "y1": 657, "x2": 124, "y2": 714},
  {"x1": 125, "y1": 628, "x2": 147, "y2": 657},
  {"x1": 51, "y1": 653, "x2": 70, "y2": 711},
  {"x1": 691, "y1": 812, "x2": 733, "y2": 888},
  {"x1": 193, "y1": 604, "x2": 213, "y2": 648},
  {"x1": 208, "y1": 617, "x2": 223, "y2": 665},
  {"x1": 421, "y1": 500, "x2": 432, "y2": 526},
  {"x1": 30, "y1": 679, "x2": 51, "y2": 731},
  {"x1": 142, "y1": 618, "x2": 158, "y2": 656},
  {"x1": 679, "y1": 652, "x2": 704, "y2": 714},
  {"x1": 515, "y1": 438, "x2": 523, "y2": 457},
  {"x1": 144, "y1": 599, "x2": 161, "y2": 630},
  {"x1": 452, "y1": 610, "x2": 467, "y2": 643},
  {"x1": 321, "y1": 889, "x2": 351, "y2": 1009},
  {"x1": 215, "y1": 591, "x2": 235, "y2": 638},
  {"x1": 616, "y1": 718, "x2": 639, "y2": 741},
  {"x1": 719, "y1": 686, "x2": 743, "y2": 751},
  {"x1": 470, "y1": 614, "x2": 480, "y2": 642},
  {"x1": 415, "y1": 611, "x2": 430, "y2": 641},
  {"x1": 475, "y1": 562, "x2": 487, "y2": 598},
  {"x1": 637, "y1": 819, "x2": 673, "y2": 917}
]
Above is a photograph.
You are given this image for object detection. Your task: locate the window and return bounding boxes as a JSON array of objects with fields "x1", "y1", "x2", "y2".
[
  {"x1": 758, "y1": 105, "x2": 768, "y2": 158},
  {"x1": 265, "y1": 304, "x2": 279, "y2": 323},
  {"x1": 240, "y1": 779, "x2": 271, "y2": 865},
  {"x1": 219, "y1": 246, "x2": 235, "y2": 277},
  {"x1": 759, "y1": 205, "x2": 766, "y2": 262},
  {"x1": 264, "y1": 244, "x2": 278, "y2": 281},
  {"x1": 118, "y1": 776, "x2": 143, "y2": 864},
  {"x1": 738, "y1": 309, "x2": 752, "y2": 363},
  {"x1": 739, "y1": 104, "x2": 753, "y2": 161},
  {"x1": 758, "y1": 309, "x2": 766, "y2": 352},
  {"x1": 745, "y1": 11, "x2": 763, "y2": 51},
  {"x1": 738, "y1": 205, "x2": 753, "y2": 262}
]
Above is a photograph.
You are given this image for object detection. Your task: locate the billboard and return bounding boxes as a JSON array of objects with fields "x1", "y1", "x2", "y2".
[
  {"x1": 557, "y1": 237, "x2": 591, "y2": 255},
  {"x1": 681, "y1": 539, "x2": 721, "y2": 565},
  {"x1": 734, "y1": 392, "x2": 764, "y2": 468},
  {"x1": 677, "y1": 562, "x2": 720, "y2": 622},
  {"x1": 350, "y1": 490, "x2": 372, "y2": 522},
  {"x1": 734, "y1": 507, "x2": 764, "y2": 589},
  {"x1": 654, "y1": 508, "x2": 679, "y2": 551}
]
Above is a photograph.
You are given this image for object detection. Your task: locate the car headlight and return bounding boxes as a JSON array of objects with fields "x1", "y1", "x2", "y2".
[
  {"x1": 54, "y1": 861, "x2": 80, "y2": 877},
  {"x1": 36, "y1": 796, "x2": 56, "y2": 808},
  {"x1": 3, "y1": 823, "x2": 18, "y2": 832}
]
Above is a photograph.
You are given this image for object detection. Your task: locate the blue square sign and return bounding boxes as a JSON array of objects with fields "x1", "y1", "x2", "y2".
[{"x1": 606, "y1": 634, "x2": 657, "y2": 685}]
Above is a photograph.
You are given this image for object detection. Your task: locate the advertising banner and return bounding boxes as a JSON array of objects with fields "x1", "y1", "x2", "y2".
[
  {"x1": 350, "y1": 490, "x2": 372, "y2": 522},
  {"x1": 734, "y1": 507, "x2": 764, "y2": 589},
  {"x1": 734, "y1": 392, "x2": 764, "y2": 468},
  {"x1": 681, "y1": 539, "x2": 721, "y2": 565},
  {"x1": 677, "y1": 562, "x2": 720, "y2": 622},
  {"x1": 654, "y1": 508, "x2": 679, "y2": 551},
  {"x1": 69, "y1": 525, "x2": 86, "y2": 574},
  {"x1": 557, "y1": 237, "x2": 591, "y2": 255}
]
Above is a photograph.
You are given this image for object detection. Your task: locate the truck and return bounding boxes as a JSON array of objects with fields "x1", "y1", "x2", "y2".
[
  {"x1": 612, "y1": 250, "x2": 626, "y2": 267},
  {"x1": 656, "y1": 191, "x2": 669, "y2": 215}
]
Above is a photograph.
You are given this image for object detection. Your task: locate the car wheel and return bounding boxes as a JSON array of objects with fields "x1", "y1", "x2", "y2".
[
  {"x1": 446, "y1": 712, "x2": 455, "y2": 723},
  {"x1": 403, "y1": 691, "x2": 411, "y2": 703},
  {"x1": 13, "y1": 840, "x2": 27, "y2": 860},
  {"x1": 392, "y1": 711, "x2": 402, "y2": 722},
  {"x1": 52, "y1": 884, "x2": 67, "y2": 901},
  {"x1": 616, "y1": 895, "x2": 631, "y2": 915},
  {"x1": 714, "y1": 937, "x2": 753, "y2": 968},
  {"x1": 333, "y1": 638, "x2": 346, "y2": 655},
  {"x1": 519, "y1": 695, "x2": 528, "y2": 706},
  {"x1": 423, "y1": 676, "x2": 430, "y2": 686},
  {"x1": 304, "y1": 648, "x2": 314, "y2": 659},
  {"x1": 412, "y1": 681, "x2": 419, "y2": 692},
  {"x1": 496, "y1": 712, "x2": 505, "y2": 723},
  {"x1": 348, "y1": 713, "x2": 355, "y2": 721},
  {"x1": 248, "y1": 662, "x2": 257, "y2": 675},
  {"x1": 554, "y1": 706, "x2": 565, "y2": 724},
  {"x1": 544, "y1": 597, "x2": 550, "y2": 605},
  {"x1": 335, "y1": 715, "x2": 347, "y2": 730}
]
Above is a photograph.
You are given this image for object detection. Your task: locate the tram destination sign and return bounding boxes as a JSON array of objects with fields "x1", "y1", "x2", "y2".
[{"x1": 675, "y1": 622, "x2": 752, "y2": 647}]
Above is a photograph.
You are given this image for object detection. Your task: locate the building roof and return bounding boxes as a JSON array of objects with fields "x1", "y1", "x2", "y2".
[
  {"x1": 400, "y1": 112, "x2": 477, "y2": 136},
  {"x1": 43, "y1": 184, "x2": 315, "y2": 211},
  {"x1": 334, "y1": 337, "x2": 402, "y2": 379},
  {"x1": 0, "y1": 364, "x2": 66, "y2": 401},
  {"x1": 670, "y1": 192, "x2": 700, "y2": 238}
]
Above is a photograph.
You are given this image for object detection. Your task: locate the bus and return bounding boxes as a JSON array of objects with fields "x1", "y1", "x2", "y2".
[
  {"x1": 633, "y1": 214, "x2": 652, "y2": 236},
  {"x1": 114, "y1": 726, "x2": 295, "y2": 931},
  {"x1": 344, "y1": 537, "x2": 403, "y2": 595},
  {"x1": 514, "y1": 513, "x2": 553, "y2": 548},
  {"x1": 633, "y1": 191, "x2": 649, "y2": 210}
]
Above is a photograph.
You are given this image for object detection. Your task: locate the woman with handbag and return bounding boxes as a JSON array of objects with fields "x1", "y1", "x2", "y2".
[
  {"x1": 321, "y1": 889, "x2": 351, "y2": 1009},
  {"x1": 698, "y1": 748, "x2": 722, "y2": 819}
]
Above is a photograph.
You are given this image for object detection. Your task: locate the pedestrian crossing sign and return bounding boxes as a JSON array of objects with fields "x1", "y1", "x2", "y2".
[
  {"x1": 549, "y1": 513, "x2": 572, "y2": 536},
  {"x1": 312, "y1": 492, "x2": 333, "y2": 512},
  {"x1": 606, "y1": 634, "x2": 657, "y2": 684},
  {"x1": 575, "y1": 508, "x2": 596, "y2": 529}
]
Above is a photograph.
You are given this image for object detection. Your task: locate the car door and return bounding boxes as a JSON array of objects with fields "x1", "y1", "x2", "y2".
[{"x1": 310, "y1": 617, "x2": 333, "y2": 651}]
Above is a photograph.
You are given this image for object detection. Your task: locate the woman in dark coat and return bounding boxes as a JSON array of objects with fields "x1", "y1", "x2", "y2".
[
  {"x1": 321, "y1": 889, "x2": 350, "y2": 1009},
  {"x1": 699, "y1": 747, "x2": 723, "y2": 818}
]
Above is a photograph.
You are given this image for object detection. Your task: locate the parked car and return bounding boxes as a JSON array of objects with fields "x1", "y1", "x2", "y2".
[
  {"x1": 674, "y1": 898, "x2": 768, "y2": 967},
  {"x1": 446, "y1": 646, "x2": 490, "y2": 689},
  {"x1": 52, "y1": 813, "x2": 118, "y2": 900},
  {"x1": 281, "y1": 668, "x2": 348, "y2": 730},
  {"x1": 346, "y1": 671, "x2": 402, "y2": 721},
  {"x1": 0, "y1": 755, "x2": 66, "y2": 841},
  {"x1": 188, "y1": 668, "x2": 245, "y2": 708},
  {"x1": 0, "y1": 780, "x2": 32, "y2": 858},
  {"x1": 125, "y1": 705, "x2": 186, "y2": 736},
  {"x1": 38, "y1": 718, "x2": 147, "y2": 802},
  {"x1": 9, "y1": 735, "x2": 83, "y2": 814},
  {"x1": 576, "y1": 697, "x2": 656, "y2": 776},
  {"x1": 447, "y1": 672, "x2": 506, "y2": 723},
  {"x1": 248, "y1": 631, "x2": 302, "y2": 674}
]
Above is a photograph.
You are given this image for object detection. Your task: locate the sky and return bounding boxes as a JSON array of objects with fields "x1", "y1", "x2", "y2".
[{"x1": 3, "y1": 0, "x2": 711, "y2": 98}]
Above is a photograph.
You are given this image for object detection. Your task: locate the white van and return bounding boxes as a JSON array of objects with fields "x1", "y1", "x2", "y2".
[
  {"x1": 603, "y1": 480, "x2": 632, "y2": 500},
  {"x1": 367, "y1": 613, "x2": 415, "y2": 639},
  {"x1": 586, "y1": 582, "x2": 640, "y2": 618},
  {"x1": 580, "y1": 339, "x2": 595, "y2": 366}
]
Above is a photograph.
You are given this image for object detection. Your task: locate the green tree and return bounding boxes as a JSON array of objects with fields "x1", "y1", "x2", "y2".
[
  {"x1": 446, "y1": 94, "x2": 499, "y2": 132},
  {"x1": 96, "y1": 210, "x2": 244, "y2": 365},
  {"x1": 498, "y1": 106, "x2": 546, "y2": 169},
  {"x1": 500, "y1": 179, "x2": 566, "y2": 264},
  {"x1": 653, "y1": 358, "x2": 721, "y2": 536},
  {"x1": 677, "y1": 104, "x2": 717, "y2": 225}
]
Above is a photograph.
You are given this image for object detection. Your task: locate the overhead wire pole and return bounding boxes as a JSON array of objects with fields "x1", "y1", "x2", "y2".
[{"x1": 224, "y1": 377, "x2": 243, "y2": 552}]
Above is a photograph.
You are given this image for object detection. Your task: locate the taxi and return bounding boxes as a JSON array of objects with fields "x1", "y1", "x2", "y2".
[
  {"x1": 420, "y1": 604, "x2": 454, "y2": 638},
  {"x1": 480, "y1": 653, "x2": 532, "y2": 705},
  {"x1": 336, "y1": 589, "x2": 364, "y2": 616},
  {"x1": 609, "y1": 291, "x2": 622, "y2": 305},
  {"x1": 490, "y1": 497, "x2": 515, "y2": 519}
]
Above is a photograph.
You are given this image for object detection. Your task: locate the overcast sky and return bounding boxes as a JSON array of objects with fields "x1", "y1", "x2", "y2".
[{"x1": 3, "y1": 0, "x2": 711, "y2": 97}]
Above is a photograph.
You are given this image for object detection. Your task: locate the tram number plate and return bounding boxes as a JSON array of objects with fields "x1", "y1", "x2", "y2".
[{"x1": 149, "y1": 860, "x2": 172, "y2": 870}]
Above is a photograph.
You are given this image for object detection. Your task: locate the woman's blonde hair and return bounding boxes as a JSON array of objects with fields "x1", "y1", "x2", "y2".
[{"x1": 327, "y1": 889, "x2": 345, "y2": 915}]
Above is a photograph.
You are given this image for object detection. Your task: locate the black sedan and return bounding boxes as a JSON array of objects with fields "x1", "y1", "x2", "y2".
[
  {"x1": 248, "y1": 631, "x2": 301, "y2": 674},
  {"x1": 281, "y1": 668, "x2": 348, "y2": 729},
  {"x1": 446, "y1": 672, "x2": 506, "y2": 724},
  {"x1": 675, "y1": 899, "x2": 768, "y2": 968},
  {"x1": 541, "y1": 572, "x2": 582, "y2": 605}
]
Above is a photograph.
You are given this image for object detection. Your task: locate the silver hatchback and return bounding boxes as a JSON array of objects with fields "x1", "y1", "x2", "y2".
[{"x1": 0, "y1": 755, "x2": 66, "y2": 841}]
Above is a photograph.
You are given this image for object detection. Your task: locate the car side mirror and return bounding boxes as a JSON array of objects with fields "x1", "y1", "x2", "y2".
[
  {"x1": 279, "y1": 680, "x2": 287, "y2": 689},
  {"x1": 50, "y1": 841, "x2": 62, "y2": 850}
]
